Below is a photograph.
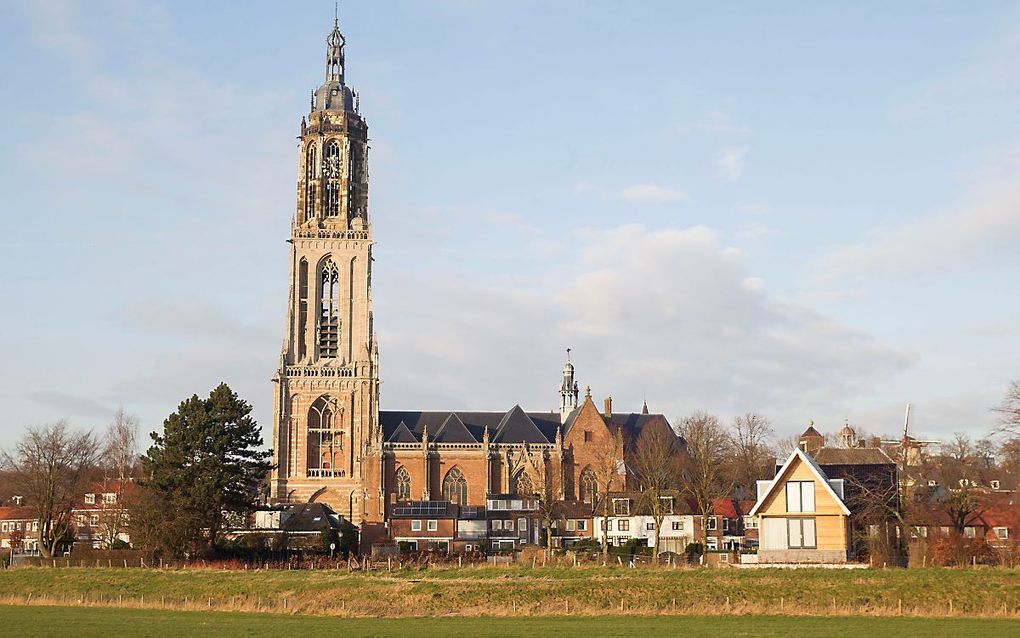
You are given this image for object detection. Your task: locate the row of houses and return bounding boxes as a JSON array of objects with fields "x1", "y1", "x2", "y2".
[
  {"x1": 378, "y1": 426, "x2": 1020, "y2": 564},
  {"x1": 0, "y1": 480, "x2": 131, "y2": 555}
]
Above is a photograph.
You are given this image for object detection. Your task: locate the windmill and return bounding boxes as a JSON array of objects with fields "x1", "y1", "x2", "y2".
[{"x1": 880, "y1": 403, "x2": 942, "y2": 467}]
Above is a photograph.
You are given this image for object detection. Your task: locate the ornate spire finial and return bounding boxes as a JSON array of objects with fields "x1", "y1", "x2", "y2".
[{"x1": 585, "y1": 385, "x2": 591, "y2": 399}]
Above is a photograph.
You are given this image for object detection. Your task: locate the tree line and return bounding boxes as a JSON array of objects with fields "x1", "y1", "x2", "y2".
[{"x1": 1, "y1": 383, "x2": 270, "y2": 559}]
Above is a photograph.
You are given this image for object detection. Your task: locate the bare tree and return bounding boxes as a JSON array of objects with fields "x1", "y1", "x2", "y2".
[
  {"x1": 523, "y1": 449, "x2": 563, "y2": 557},
  {"x1": 676, "y1": 411, "x2": 734, "y2": 552},
  {"x1": 995, "y1": 380, "x2": 1020, "y2": 436},
  {"x1": 587, "y1": 427, "x2": 624, "y2": 563},
  {"x1": 631, "y1": 423, "x2": 684, "y2": 562},
  {"x1": 96, "y1": 409, "x2": 140, "y2": 548},
  {"x1": 103, "y1": 408, "x2": 139, "y2": 483},
  {"x1": 729, "y1": 412, "x2": 774, "y2": 498},
  {"x1": 2, "y1": 422, "x2": 100, "y2": 557}
]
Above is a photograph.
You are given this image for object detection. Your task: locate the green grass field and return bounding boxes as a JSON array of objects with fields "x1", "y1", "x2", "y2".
[
  {"x1": 1, "y1": 565, "x2": 1018, "y2": 617},
  {"x1": 1, "y1": 606, "x2": 1017, "y2": 637}
]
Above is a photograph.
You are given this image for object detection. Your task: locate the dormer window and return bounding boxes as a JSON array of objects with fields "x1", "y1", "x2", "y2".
[
  {"x1": 612, "y1": 498, "x2": 630, "y2": 516},
  {"x1": 991, "y1": 480, "x2": 1000, "y2": 490},
  {"x1": 84, "y1": 493, "x2": 95, "y2": 505}
]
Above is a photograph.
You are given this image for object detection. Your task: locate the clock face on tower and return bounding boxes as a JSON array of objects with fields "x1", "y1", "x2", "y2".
[{"x1": 325, "y1": 155, "x2": 341, "y2": 178}]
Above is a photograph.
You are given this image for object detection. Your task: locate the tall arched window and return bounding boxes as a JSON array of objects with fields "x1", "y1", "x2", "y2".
[
  {"x1": 395, "y1": 466, "x2": 411, "y2": 501},
  {"x1": 579, "y1": 467, "x2": 597, "y2": 506},
  {"x1": 304, "y1": 144, "x2": 317, "y2": 221},
  {"x1": 318, "y1": 259, "x2": 340, "y2": 358},
  {"x1": 307, "y1": 395, "x2": 341, "y2": 476},
  {"x1": 297, "y1": 259, "x2": 308, "y2": 360},
  {"x1": 513, "y1": 471, "x2": 534, "y2": 496},
  {"x1": 442, "y1": 468, "x2": 468, "y2": 505},
  {"x1": 323, "y1": 140, "x2": 341, "y2": 218}
]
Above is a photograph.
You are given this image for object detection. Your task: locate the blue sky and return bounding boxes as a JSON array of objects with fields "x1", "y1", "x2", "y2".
[{"x1": 2, "y1": 1, "x2": 1019, "y2": 446}]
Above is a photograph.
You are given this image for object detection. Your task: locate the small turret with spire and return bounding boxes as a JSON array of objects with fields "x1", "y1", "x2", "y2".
[{"x1": 559, "y1": 348, "x2": 579, "y2": 423}]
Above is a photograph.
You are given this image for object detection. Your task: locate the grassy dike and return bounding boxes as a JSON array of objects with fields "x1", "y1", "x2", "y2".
[{"x1": 1, "y1": 565, "x2": 1018, "y2": 618}]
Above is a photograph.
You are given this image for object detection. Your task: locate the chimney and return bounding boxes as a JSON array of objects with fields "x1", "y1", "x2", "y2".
[{"x1": 603, "y1": 397, "x2": 613, "y2": 418}]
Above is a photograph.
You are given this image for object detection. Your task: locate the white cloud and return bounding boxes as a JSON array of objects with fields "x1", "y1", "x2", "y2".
[
  {"x1": 378, "y1": 224, "x2": 912, "y2": 426},
  {"x1": 618, "y1": 184, "x2": 689, "y2": 203},
  {"x1": 716, "y1": 146, "x2": 750, "y2": 182},
  {"x1": 818, "y1": 174, "x2": 1020, "y2": 280}
]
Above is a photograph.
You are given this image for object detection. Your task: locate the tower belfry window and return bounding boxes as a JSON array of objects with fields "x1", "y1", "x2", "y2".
[
  {"x1": 323, "y1": 140, "x2": 341, "y2": 218},
  {"x1": 298, "y1": 259, "x2": 308, "y2": 360},
  {"x1": 305, "y1": 144, "x2": 317, "y2": 221},
  {"x1": 319, "y1": 260, "x2": 340, "y2": 358}
]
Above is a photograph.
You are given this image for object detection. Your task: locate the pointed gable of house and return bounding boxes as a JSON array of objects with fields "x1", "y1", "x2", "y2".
[
  {"x1": 433, "y1": 413, "x2": 477, "y2": 444},
  {"x1": 749, "y1": 446, "x2": 850, "y2": 516},
  {"x1": 493, "y1": 405, "x2": 549, "y2": 444},
  {"x1": 386, "y1": 421, "x2": 418, "y2": 444}
]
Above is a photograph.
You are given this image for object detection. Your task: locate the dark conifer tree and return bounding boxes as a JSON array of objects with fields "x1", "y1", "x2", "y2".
[{"x1": 138, "y1": 383, "x2": 273, "y2": 555}]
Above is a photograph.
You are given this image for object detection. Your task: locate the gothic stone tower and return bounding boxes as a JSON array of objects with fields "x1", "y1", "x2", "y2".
[{"x1": 270, "y1": 16, "x2": 380, "y2": 522}]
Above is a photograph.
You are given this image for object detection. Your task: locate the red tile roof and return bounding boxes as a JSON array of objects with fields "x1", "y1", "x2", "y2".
[{"x1": 0, "y1": 506, "x2": 35, "y2": 521}]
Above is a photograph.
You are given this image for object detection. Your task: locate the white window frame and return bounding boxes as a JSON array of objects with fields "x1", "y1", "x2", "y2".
[
  {"x1": 659, "y1": 496, "x2": 674, "y2": 515},
  {"x1": 785, "y1": 480, "x2": 815, "y2": 513},
  {"x1": 618, "y1": 519, "x2": 630, "y2": 532},
  {"x1": 518, "y1": 518, "x2": 527, "y2": 531},
  {"x1": 411, "y1": 519, "x2": 422, "y2": 532},
  {"x1": 84, "y1": 494, "x2": 96, "y2": 505},
  {"x1": 506, "y1": 520, "x2": 515, "y2": 532},
  {"x1": 707, "y1": 516, "x2": 718, "y2": 531},
  {"x1": 566, "y1": 519, "x2": 576, "y2": 532},
  {"x1": 427, "y1": 519, "x2": 438, "y2": 532},
  {"x1": 576, "y1": 519, "x2": 586, "y2": 531},
  {"x1": 492, "y1": 520, "x2": 503, "y2": 530},
  {"x1": 995, "y1": 527, "x2": 1009, "y2": 540}
]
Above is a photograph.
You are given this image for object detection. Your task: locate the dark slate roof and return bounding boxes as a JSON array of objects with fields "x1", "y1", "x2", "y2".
[
  {"x1": 813, "y1": 447, "x2": 895, "y2": 466},
  {"x1": 433, "y1": 413, "x2": 475, "y2": 443},
  {"x1": 386, "y1": 421, "x2": 418, "y2": 444},
  {"x1": 275, "y1": 503, "x2": 343, "y2": 532},
  {"x1": 607, "y1": 412, "x2": 673, "y2": 439},
  {"x1": 380, "y1": 407, "x2": 672, "y2": 445},
  {"x1": 493, "y1": 405, "x2": 549, "y2": 444},
  {"x1": 380, "y1": 409, "x2": 561, "y2": 445}
]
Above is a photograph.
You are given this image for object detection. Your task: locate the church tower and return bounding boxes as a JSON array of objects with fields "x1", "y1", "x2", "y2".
[{"x1": 270, "y1": 15, "x2": 379, "y2": 522}]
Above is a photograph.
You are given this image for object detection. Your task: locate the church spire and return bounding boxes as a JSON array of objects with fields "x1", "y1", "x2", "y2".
[{"x1": 325, "y1": 7, "x2": 346, "y2": 84}]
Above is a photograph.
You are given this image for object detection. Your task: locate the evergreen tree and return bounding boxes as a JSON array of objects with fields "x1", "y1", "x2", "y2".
[{"x1": 138, "y1": 383, "x2": 273, "y2": 555}]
